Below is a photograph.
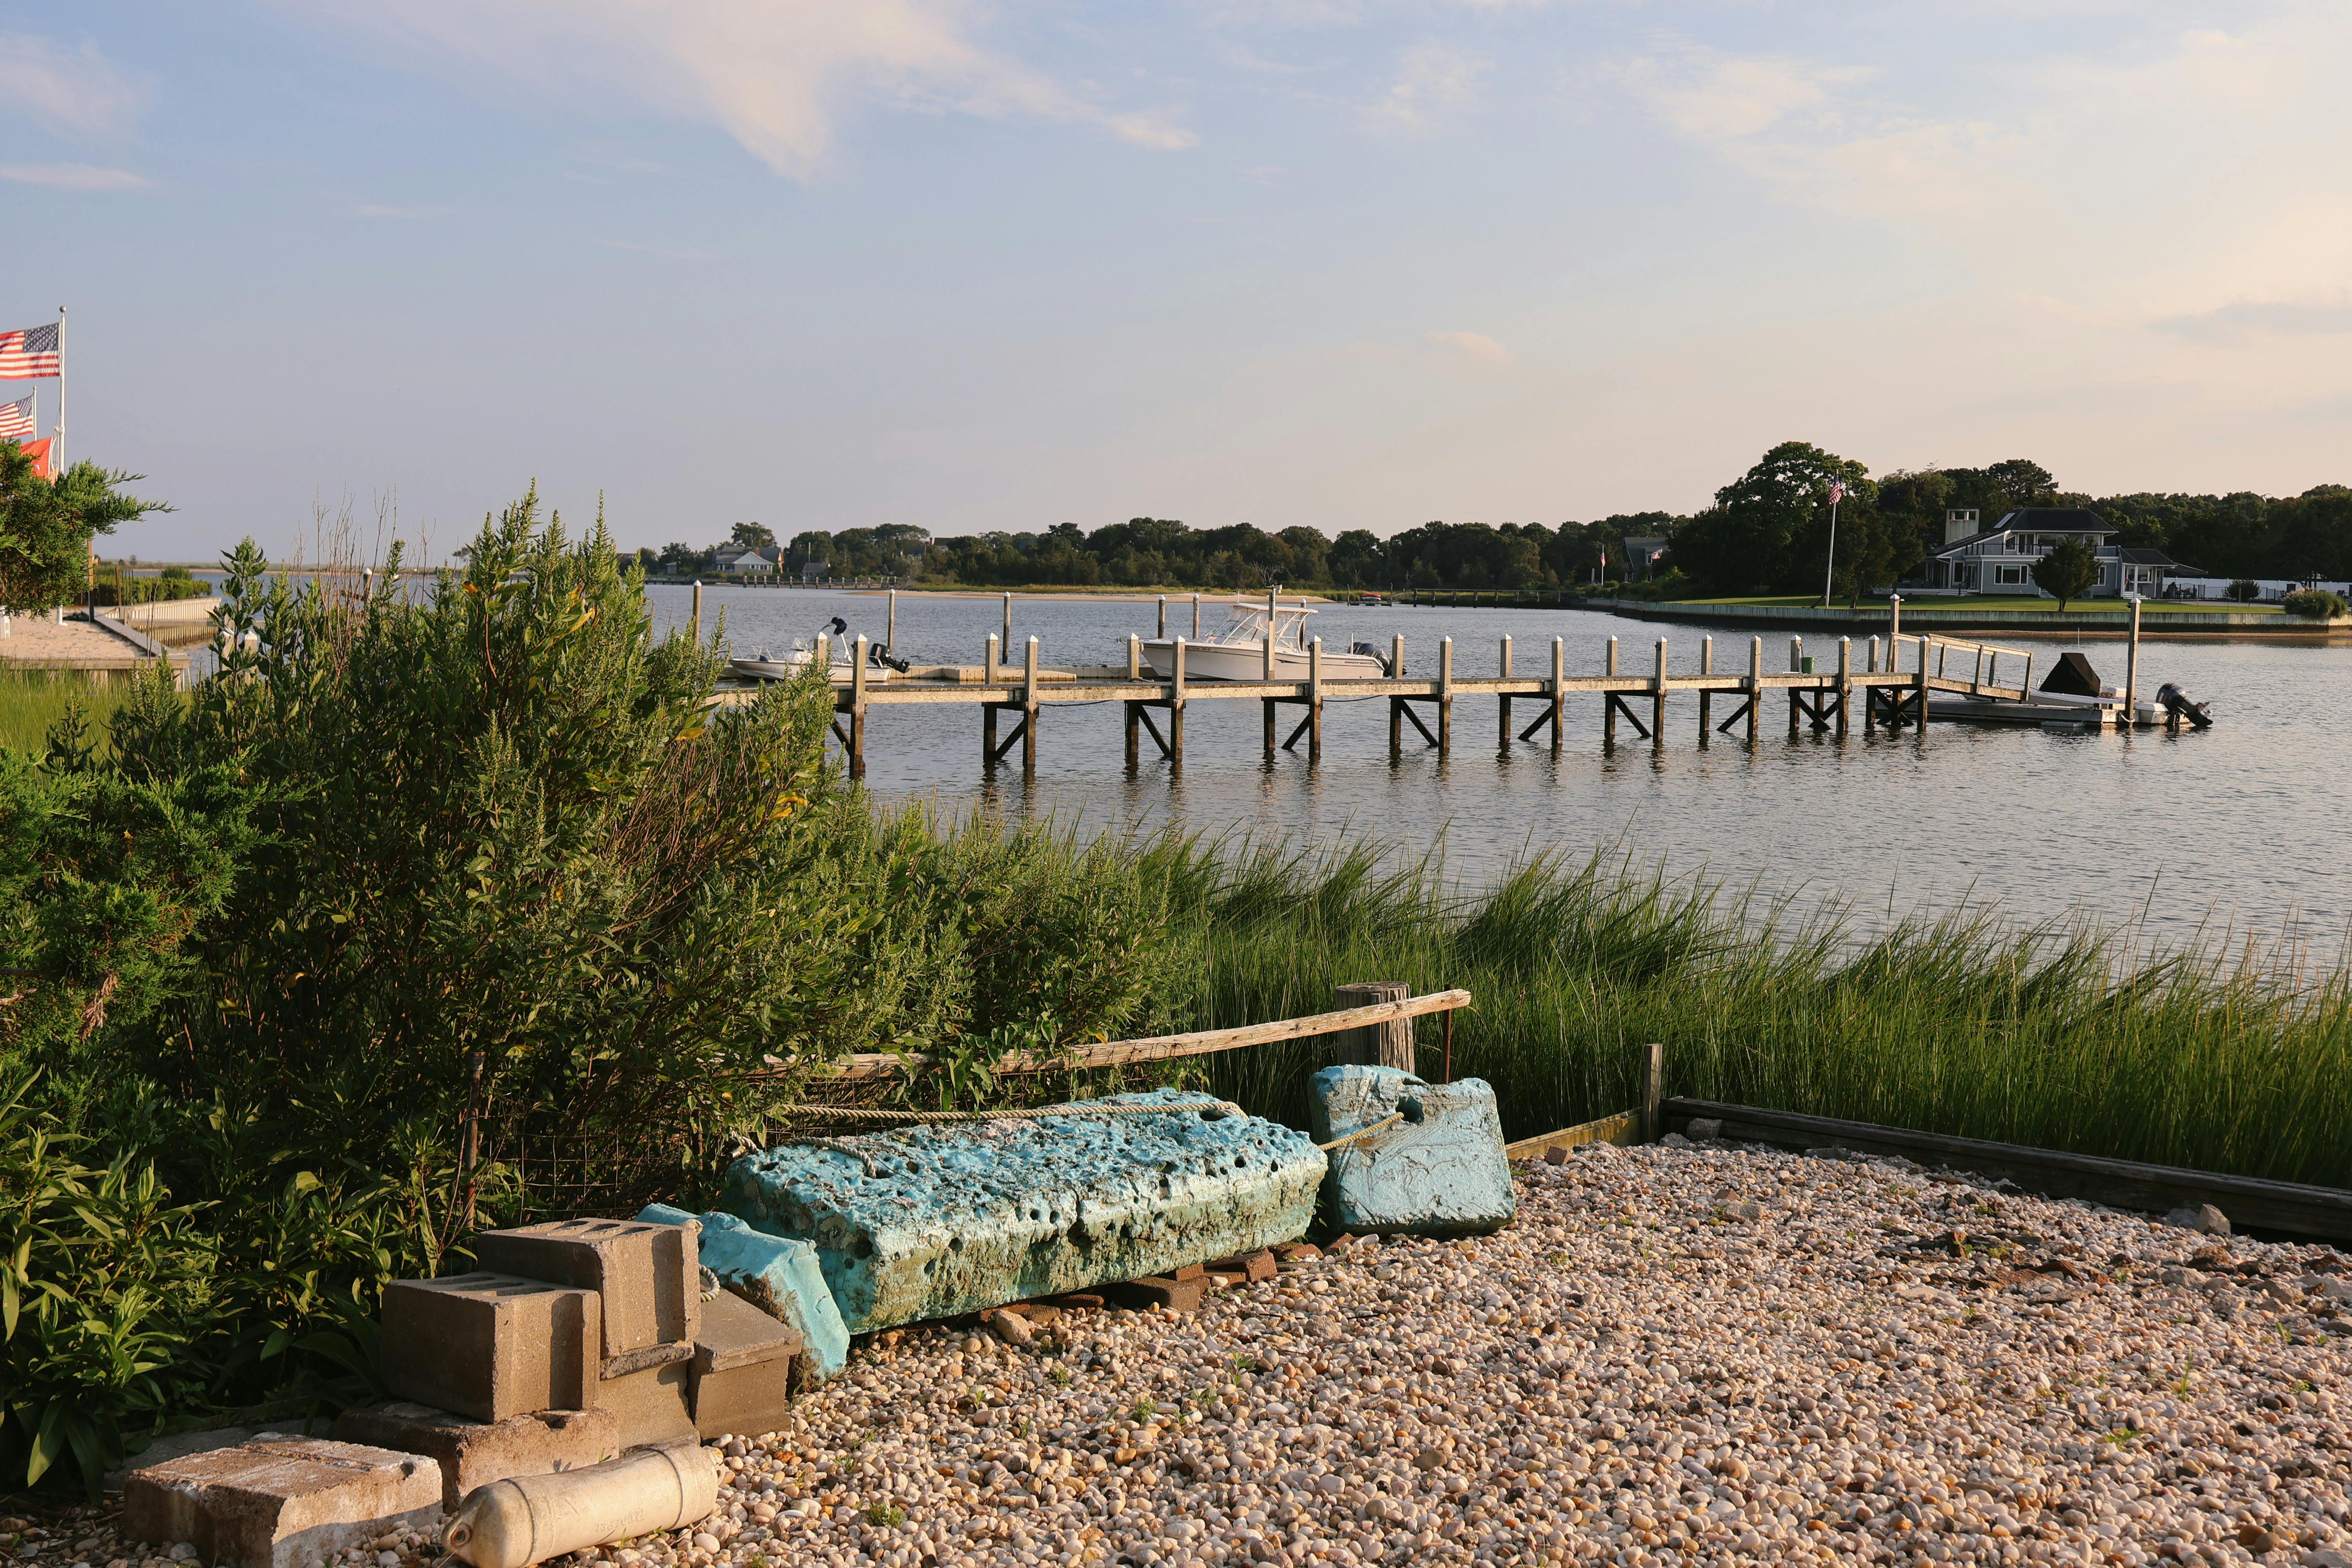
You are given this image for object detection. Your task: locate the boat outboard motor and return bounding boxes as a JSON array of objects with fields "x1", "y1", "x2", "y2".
[
  {"x1": 869, "y1": 641, "x2": 910, "y2": 673},
  {"x1": 1352, "y1": 640, "x2": 1391, "y2": 674},
  {"x1": 2156, "y1": 681, "x2": 2213, "y2": 729}
]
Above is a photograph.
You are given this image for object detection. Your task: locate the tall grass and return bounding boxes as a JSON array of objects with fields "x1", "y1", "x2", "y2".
[
  {"x1": 0, "y1": 668, "x2": 134, "y2": 755},
  {"x1": 1113, "y1": 835, "x2": 2352, "y2": 1189}
]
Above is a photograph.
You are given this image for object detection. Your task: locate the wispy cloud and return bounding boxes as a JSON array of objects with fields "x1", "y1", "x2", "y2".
[
  {"x1": 1365, "y1": 41, "x2": 1488, "y2": 130},
  {"x1": 2156, "y1": 298, "x2": 2352, "y2": 345},
  {"x1": 1427, "y1": 329, "x2": 1513, "y2": 366},
  {"x1": 0, "y1": 34, "x2": 147, "y2": 137},
  {"x1": 287, "y1": 0, "x2": 1196, "y2": 178},
  {"x1": 598, "y1": 238, "x2": 717, "y2": 262},
  {"x1": 347, "y1": 201, "x2": 447, "y2": 218},
  {"x1": 0, "y1": 161, "x2": 147, "y2": 189}
]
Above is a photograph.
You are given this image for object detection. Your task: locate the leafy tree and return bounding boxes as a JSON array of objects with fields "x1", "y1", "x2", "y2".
[
  {"x1": 2031, "y1": 535, "x2": 2100, "y2": 609},
  {"x1": 1670, "y1": 441, "x2": 1872, "y2": 596},
  {"x1": 0, "y1": 443, "x2": 171, "y2": 613},
  {"x1": 2226, "y1": 579, "x2": 2262, "y2": 601},
  {"x1": 729, "y1": 521, "x2": 776, "y2": 550}
]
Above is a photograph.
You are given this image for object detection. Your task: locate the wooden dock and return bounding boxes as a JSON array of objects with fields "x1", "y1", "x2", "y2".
[{"x1": 744, "y1": 621, "x2": 2152, "y2": 779}]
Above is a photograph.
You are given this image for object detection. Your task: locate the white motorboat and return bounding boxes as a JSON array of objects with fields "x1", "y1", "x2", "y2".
[
  {"x1": 728, "y1": 639, "x2": 889, "y2": 683},
  {"x1": 1141, "y1": 593, "x2": 1387, "y2": 681}
]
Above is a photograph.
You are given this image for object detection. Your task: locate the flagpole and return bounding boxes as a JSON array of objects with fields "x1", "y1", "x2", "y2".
[
  {"x1": 1822, "y1": 493, "x2": 1840, "y2": 606},
  {"x1": 55, "y1": 305, "x2": 67, "y2": 471}
]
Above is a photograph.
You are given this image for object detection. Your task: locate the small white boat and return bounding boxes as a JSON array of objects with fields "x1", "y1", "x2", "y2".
[
  {"x1": 1142, "y1": 595, "x2": 1387, "y2": 681},
  {"x1": 728, "y1": 639, "x2": 889, "y2": 683}
]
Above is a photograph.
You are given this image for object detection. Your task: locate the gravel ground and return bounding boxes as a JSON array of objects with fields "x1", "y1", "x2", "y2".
[{"x1": 34, "y1": 1139, "x2": 2352, "y2": 1568}]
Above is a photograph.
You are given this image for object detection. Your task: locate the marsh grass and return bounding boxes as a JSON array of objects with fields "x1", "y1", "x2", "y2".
[
  {"x1": 1115, "y1": 835, "x2": 2352, "y2": 1189},
  {"x1": 0, "y1": 668, "x2": 134, "y2": 756}
]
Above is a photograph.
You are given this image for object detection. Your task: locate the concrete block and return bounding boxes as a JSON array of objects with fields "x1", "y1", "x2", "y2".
[
  {"x1": 472, "y1": 1219, "x2": 699, "y2": 1365},
  {"x1": 123, "y1": 1436, "x2": 442, "y2": 1568},
  {"x1": 332, "y1": 1404, "x2": 620, "y2": 1514},
  {"x1": 591, "y1": 1360, "x2": 695, "y2": 1449},
  {"x1": 687, "y1": 1291, "x2": 802, "y2": 1441},
  {"x1": 1207, "y1": 1250, "x2": 1278, "y2": 1283},
  {"x1": 636, "y1": 1204, "x2": 849, "y2": 1381},
  {"x1": 1103, "y1": 1276, "x2": 1202, "y2": 1314},
  {"x1": 718, "y1": 1089, "x2": 1324, "y2": 1333},
  {"x1": 380, "y1": 1275, "x2": 600, "y2": 1423},
  {"x1": 1308, "y1": 1065, "x2": 1516, "y2": 1236}
]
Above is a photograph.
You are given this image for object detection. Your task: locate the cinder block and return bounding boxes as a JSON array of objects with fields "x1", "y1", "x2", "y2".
[
  {"x1": 1103, "y1": 1276, "x2": 1203, "y2": 1314},
  {"x1": 379, "y1": 1274, "x2": 599, "y2": 1423},
  {"x1": 473, "y1": 1218, "x2": 699, "y2": 1364},
  {"x1": 1309, "y1": 1064, "x2": 1516, "y2": 1236},
  {"x1": 123, "y1": 1436, "x2": 441, "y2": 1568},
  {"x1": 718, "y1": 1089, "x2": 1322, "y2": 1332},
  {"x1": 687, "y1": 1291, "x2": 802, "y2": 1441},
  {"x1": 593, "y1": 1359, "x2": 696, "y2": 1448},
  {"x1": 331, "y1": 1403, "x2": 620, "y2": 1514},
  {"x1": 637, "y1": 1204, "x2": 849, "y2": 1380}
]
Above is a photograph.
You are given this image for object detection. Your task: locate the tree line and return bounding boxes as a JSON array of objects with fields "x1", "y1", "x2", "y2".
[{"x1": 624, "y1": 443, "x2": 2351, "y2": 597}]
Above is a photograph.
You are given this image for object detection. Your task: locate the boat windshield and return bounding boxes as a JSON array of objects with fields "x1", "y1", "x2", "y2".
[{"x1": 1211, "y1": 602, "x2": 1318, "y2": 648}]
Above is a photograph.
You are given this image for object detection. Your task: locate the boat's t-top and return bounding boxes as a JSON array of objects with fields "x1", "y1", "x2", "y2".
[{"x1": 1201, "y1": 598, "x2": 1319, "y2": 650}]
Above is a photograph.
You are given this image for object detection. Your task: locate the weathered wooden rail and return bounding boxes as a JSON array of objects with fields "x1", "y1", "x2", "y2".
[{"x1": 755, "y1": 622, "x2": 2098, "y2": 779}]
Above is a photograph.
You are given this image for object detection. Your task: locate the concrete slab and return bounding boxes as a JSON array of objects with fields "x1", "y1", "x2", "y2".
[
  {"x1": 331, "y1": 1404, "x2": 620, "y2": 1513},
  {"x1": 636, "y1": 1204, "x2": 849, "y2": 1380},
  {"x1": 718, "y1": 1089, "x2": 1323, "y2": 1332},
  {"x1": 122, "y1": 1436, "x2": 442, "y2": 1568},
  {"x1": 687, "y1": 1291, "x2": 802, "y2": 1441},
  {"x1": 379, "y1": 1274, "x2": 600, "y2": 1423},
  {"x1": 1308, "y1": 1065, "x2": 1516, "y2": 1236},
  {"x1": 473, "y1": 1219, "x2": 700, "y2": 1366}
]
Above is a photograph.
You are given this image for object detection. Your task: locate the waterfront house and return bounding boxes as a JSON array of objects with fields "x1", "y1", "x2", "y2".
[
  {"x1": 718, "y1": 546, "x2": 784, "y2": 575},
  {"x1": 1913, "y1": 508, "x2": 2183, "y2": 598}
]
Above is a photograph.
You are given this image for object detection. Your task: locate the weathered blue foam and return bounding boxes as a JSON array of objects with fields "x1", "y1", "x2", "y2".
[
  {"x1": 1308, "y1": 1065, "x2": 1515, "y2": 1235},
  {"x1": 636, "y1": 1203, "x2": 849, "y2": 1379},
  {"x1": 717, "y1": 1090, "x2": 1324, "y2": 1332}
]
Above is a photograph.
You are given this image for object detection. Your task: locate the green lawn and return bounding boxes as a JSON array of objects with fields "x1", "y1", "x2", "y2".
[
  {"x1": 1679, "y1": 594, "x2": 2276, "y2": 615},
  {"x1": 0, "y1": 668, "x2": 139, "y2": 755}
]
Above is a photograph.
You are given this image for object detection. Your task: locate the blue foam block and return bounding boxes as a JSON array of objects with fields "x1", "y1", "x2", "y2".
[
  {"x1": 637, "y1": 1203, "x2": 849, "y2": 1379},
  {"x1": 1308, "y1": 1064, "x2": 1515, "y2": 1235}
]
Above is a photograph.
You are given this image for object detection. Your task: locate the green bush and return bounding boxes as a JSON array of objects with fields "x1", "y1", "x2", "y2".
[
  {"x1": 2226, "y1": 579, "x2": 2263, "y2": 602},
  {"x1": 2283, "y1": 587, "x2": 2347, "y2": 619}
]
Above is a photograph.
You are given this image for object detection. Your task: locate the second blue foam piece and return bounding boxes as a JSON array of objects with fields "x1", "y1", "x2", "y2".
[
  {"x1": 1308, "y1": 1064, "x2": 1516, "y2": 1235},
  {"x1": 637, "y1": 1203, "x2": 849, "y2": 1379}
]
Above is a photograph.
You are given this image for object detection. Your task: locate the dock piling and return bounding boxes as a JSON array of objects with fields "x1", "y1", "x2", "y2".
[
  {"x1": 982, "y1": 633, "x2": 1000, "y2": 762},
  {"x1": 1389, "y1": 635, "x2": 1406, "y2": 756},
  {"x1": 1699, "y1": 637, "x2": 1713, "y2": 737},
  {"x1": 691, "y1": 580, "x2": 702, "y2": 645},
  {"x1": 886, "y1": 589, "x2": 897, "y2": 657},
  {"x1": 1192, "y1": 594, "x2": 1202, "y2": 639},
  {"x1": 1263, "y1": 587, "x2": 1279, "y2": 761},
  {"x1": 1499, "y1": 634, "x2": 1513, "y2": 749},
  {"x1": 1022, "y1": 636, "x2": 1040, "y2": 773},
  {"x1": 1002, "y1": 592, "x2": 1013, "y2": 659},
  {"x1": 849, "y1": 635, "x2": 869, "y2": 780},
  {"x1": 1788, "y1": 637, "x2": 1803, "y2": 735},
  {"x1": 1171, "y1": 637, "x2": 1188, "y2": 766},
  {"x1": 1157, "y1": 595, "x2": 1167, "y2": 640},
  {"x1": 1652, "y1": 637, "x2": 1668, "y2": 744},
  {"x1": 1438, "y1": 637, "x2": 1454, "y2": 754},
  {"x1": 1605, "y1": 637, "x2": 1619, "y2": 744},
  {"x1": 1836, "y1": 637, "x2": 1852, "y2": 737},
  {"x1": 1308, "y1": 638, "x2": 1324, "y2": 762},
  {"x1": 2124, "y1": 596, "x2": 2142, "y2": 730},
  {"x1": 1746, "y1": 636, "x2": 1762, "y2": 742},
  {"x1": 1549, "y1": 637, "x2": 1565, "y2": 753}
]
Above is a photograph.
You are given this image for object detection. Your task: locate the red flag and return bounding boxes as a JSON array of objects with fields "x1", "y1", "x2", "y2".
[{"x1": 15, "y1": 436, "x2": 54, "y2": 479}]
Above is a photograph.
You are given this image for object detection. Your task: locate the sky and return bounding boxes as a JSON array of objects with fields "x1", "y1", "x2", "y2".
[{"x1": 4, "y1": 0, "x2": 2350, "y2": 563}]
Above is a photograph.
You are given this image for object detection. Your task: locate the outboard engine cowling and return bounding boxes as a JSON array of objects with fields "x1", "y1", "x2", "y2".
[{"x1": 2156, "y1": 681, "x2": 2213, "y2": 728}]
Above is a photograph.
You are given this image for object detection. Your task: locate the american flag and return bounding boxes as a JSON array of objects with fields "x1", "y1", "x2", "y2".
[
  {"x1": 1828, "y1": 481, "x2": 1846, "y2": 505},
  {"x1": 0, "y1": 322, "x2": 62, "y2": 378},
  {"x1": 0, "y1": 394, "x2": 30, "y2": 441}
]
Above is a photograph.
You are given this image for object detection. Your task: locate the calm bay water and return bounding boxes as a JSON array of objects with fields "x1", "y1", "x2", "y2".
[{"x1": 672, "y1": 586, "x2": 2344, "y2": 952}]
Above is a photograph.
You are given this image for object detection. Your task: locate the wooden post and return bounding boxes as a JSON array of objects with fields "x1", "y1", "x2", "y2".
[
  {"x1": 2124, "y1": 595, "x2": 2142, "y2": 730},
  {"x1": 1127, "y1": 632, "x2": 1142, "y2": 679},
  {"x1": 1863, "y1": 635, "x2": 1879, "y2": 728},
  {"x1": 1332, "y1": 981, "x2": 1414, "y2": 1071},
  {"x1": 1788, "y1": 636, "x2": 1802, "y2": 734},
  {"x1": 886, "y1": 588, "x2": 897, "y2": 656},
  {"x1": 1308, "y1": 637, "x2": 1324, "y2": 762},
  {"x1": 1437, "y1": 636, "x2": 1454, "y2": 755},
  {"x1": 1191, "y1": 594, "x2": 1202, "y2": 639},
  {"x1": 1549, "y1": 636, "x2": 1565, "y2": 754},
  {"x1": 1604, "y1": 635, "x2": 1619, "y2": 743},
  {"x1": 1914, "y1": 634, "x2": 1930, "y2": 732},
  {"x1": 849, "y1": 635, "x2": 869, "y2": 780},
  {"x1": 1651, "y1": 637, "x2": 1668, "y2": 743},
  {"x1": 985, "y1": 630, "x2": 1000, "y2": 683},
  {"x1": 1263, "y1": 587, "x2": 1278, "y2": 760},
  {"x1": 1171, "y1": 637, "x2": 1187, "y2": 766},
  {"x1": 691, "y1": 580, "x2": 702, "y2": 645},
  {"x1": 1022, "y1": 635, "x2": 1040, "y2": 773},
  {"x1": 1124, "y1": 635, "x2": 1142, "y2": 768},
  {"x1": 1889, "y1": 593, "x2": 1901, "y2": 650},
  {"x1": 1389, "y1": 634, "x2": 1405, "y2": 757},
  {"x1": 1641, "y1": 1041, "x2": 1664, "y2": 1143},
  {"x1": 1002, "y1": 592, "x2": 1013, "y2": 659},
  {"x1": 1746, "y1": 635, "x2": 1762, "y2": 742},
  {"x1": 1835, "y1": 636, "x2": 1851, "y2": 736},
  {"x1": 1498, "y1": 634, "x2": 1512, "y2": 749},
  {"x1": 1699, "y1": 636, "x2": 1713, "y2": 736},
  {"x1": 1157, "y1": 595, "x2": 1167, "y2": 639}
]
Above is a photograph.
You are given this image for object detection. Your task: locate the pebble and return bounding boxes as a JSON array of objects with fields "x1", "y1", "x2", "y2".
[{"x1": 29, "y1": 1144, "x2": 2352, "y2": 1568}]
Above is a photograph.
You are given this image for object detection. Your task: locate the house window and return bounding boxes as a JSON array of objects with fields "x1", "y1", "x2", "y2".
[{"x1": 1996, "y1": 565, "x2": 2026, "y2": 586}]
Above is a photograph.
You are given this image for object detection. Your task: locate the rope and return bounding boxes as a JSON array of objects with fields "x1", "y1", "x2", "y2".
[
  {"x1": 763, "y1": 1100, "x2": 1408, "y2": 1157},
  {"x1": 1318, "y1": 1110, "x2": 1406, "y2": 1151}
]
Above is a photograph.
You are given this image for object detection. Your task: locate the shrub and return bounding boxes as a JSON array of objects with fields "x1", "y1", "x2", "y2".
[
  {"x1": 2283, "y1": 588, "x2": 2347, "y2": 619},
  {"x1": 2226, "y1": 579, "x2": 2262, "y2": 602}
]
